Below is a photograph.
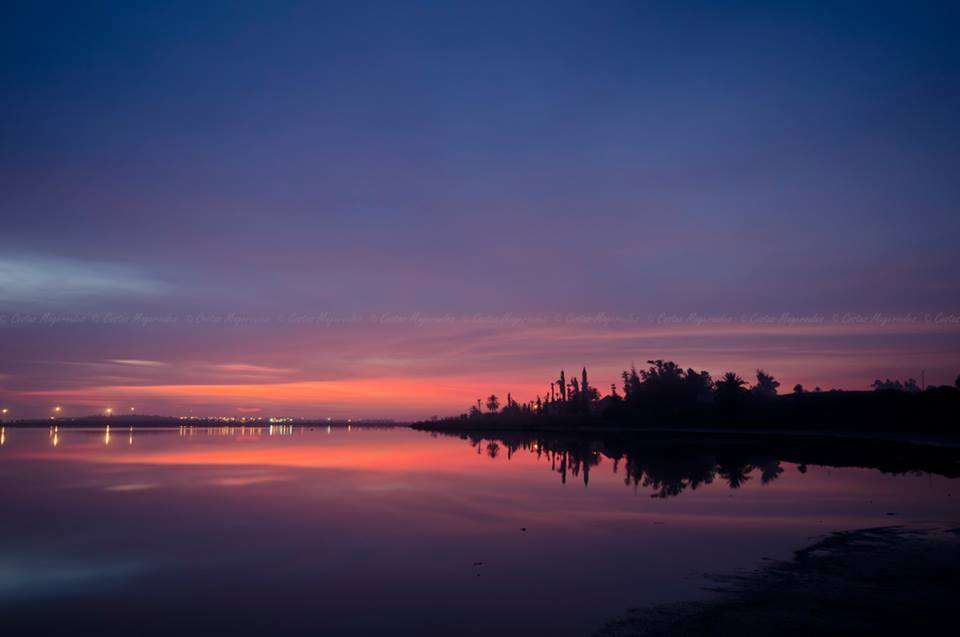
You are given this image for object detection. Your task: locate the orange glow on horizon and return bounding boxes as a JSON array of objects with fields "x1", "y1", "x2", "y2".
[
  {"x1": 9, "y1": 320, "x2": 959, "y2": 418},
  {"x1": 17, "y1": 375, "x2": 549, "y2": 416}
]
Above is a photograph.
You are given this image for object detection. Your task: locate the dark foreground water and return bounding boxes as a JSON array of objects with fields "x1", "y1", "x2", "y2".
[{"x1": 0, "y1": 425, "x2": 957, "y2": 636}]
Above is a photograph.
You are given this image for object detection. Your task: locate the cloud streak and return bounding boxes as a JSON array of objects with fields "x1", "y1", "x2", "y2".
[{"x1": 0, "y1": 255, "x2": 166, "y2": 305}]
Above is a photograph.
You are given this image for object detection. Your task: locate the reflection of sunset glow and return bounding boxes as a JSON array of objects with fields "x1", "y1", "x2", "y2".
[{"x1": 19, "y1": 430, "x2": 479, "y2": 475}]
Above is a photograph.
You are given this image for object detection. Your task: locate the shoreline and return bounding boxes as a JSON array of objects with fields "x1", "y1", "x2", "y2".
[{"x1": 596, "y1": 525, "x2": 960, "y2": 636}]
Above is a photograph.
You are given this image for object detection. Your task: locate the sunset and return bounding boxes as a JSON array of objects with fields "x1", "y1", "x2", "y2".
[{"x1": 1, "y1": 2, "x2": 959, "y2": 635}]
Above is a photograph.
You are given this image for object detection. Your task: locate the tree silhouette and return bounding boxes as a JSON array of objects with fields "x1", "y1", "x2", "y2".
[
  {"x1": 715, "y1": 372, "x2": 748, "y2": 407},
  {"x1": 683, "y1": 368, "x2": 713, "y2": 403},
  {"x1": 430, "y1": 359, "x2": 959, "y2": 434},
  {"x1": 622, "y1": 365, "x2": 641, "y2": 403},
  {"x1": 873, "y1": 378, "x2": 920, "y2": 393},
  {"x1": 639, "y1": 360, "x2": 684, "y2": 400},
  {"x1": 752, "y1": 369, "x2": 781, "y2": 399}
]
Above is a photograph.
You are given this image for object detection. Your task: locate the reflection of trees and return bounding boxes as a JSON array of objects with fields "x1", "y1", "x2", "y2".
[{"x1": 448, "y1": 430, "x2": 960, "y2": 498}]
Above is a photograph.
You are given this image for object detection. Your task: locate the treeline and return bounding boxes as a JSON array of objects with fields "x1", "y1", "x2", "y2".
[{"x1": 421, "y1": 361, "x2": 960, "y2": 433}]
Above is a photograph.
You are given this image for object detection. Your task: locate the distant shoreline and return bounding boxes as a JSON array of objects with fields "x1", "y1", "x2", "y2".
[
  {"x1": 417, "y1": 361, "x2": 960, "y2": 439},
  {"x1": 0, "y1": 416, "x2": 400, "y2": 429}
]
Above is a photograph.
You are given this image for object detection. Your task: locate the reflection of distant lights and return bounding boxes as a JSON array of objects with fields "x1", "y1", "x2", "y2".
[
  {"x1": 104, "y1": 425, "x2": 111, "y2": 445},
  {"x1": 1, "y1": 427, "x2": 5, "y2": 446},
  {"x1": 326, "y1": 425, "x2": 331, "y2": 434},
  {"x1": 52, "y1": 430, "x2": 59, "y2": 447}
]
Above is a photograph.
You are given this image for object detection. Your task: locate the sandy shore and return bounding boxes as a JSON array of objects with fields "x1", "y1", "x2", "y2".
[{"x1": 597, "y1": 526, "x2": 960, "y2": 636}]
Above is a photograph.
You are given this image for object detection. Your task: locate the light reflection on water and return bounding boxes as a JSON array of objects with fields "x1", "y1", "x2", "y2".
[{"x1": 0, "y1": 425, "x2": 957, "y2": 636}]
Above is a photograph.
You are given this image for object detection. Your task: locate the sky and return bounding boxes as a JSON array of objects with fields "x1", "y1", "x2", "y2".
[{"x1": 2, "y1": 1, "x2": 959, "y2": 419}]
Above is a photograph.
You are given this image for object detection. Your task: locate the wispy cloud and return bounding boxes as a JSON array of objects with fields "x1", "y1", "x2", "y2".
[
  {"x1": 0, "y1": 255, "x2": 166, "y2": 304},
  {"x1": 212, "y1": 363, "x2": 293, "y2": 374},
  {"x1": 109, "y1": 359, "x2": 167, "y2": 367}
]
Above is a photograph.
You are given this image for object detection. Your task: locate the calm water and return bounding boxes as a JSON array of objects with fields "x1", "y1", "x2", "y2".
[{"x1": 0, "y1": 425, "x2": 957, "y2": 635}]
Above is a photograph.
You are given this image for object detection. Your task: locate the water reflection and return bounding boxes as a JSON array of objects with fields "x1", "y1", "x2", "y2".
[
  {"x1": 174, "y1": 424, "x2": 301, "y2": 437},
  {"x1": 438, "y1": 429, "x2": 960, "y2": 497},
  {"x1": 3, "y1": 423, "x2": 369, "y2": 455},
  {"x1": 6, "y1": 425, "x2": 960, "y2": 500},
  {"x1": 0, "y1": 425, "x2": 957, "y2": 637}
]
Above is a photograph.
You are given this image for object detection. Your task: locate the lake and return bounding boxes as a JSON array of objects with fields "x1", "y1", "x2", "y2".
[{"x1": 1, "y1": 424, "x2": 957, "y2": 635}]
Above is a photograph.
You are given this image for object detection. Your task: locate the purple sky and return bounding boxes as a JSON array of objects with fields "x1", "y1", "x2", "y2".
[{"x1": 2, "y1": 1, "x2": 959, "y2": 418}]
